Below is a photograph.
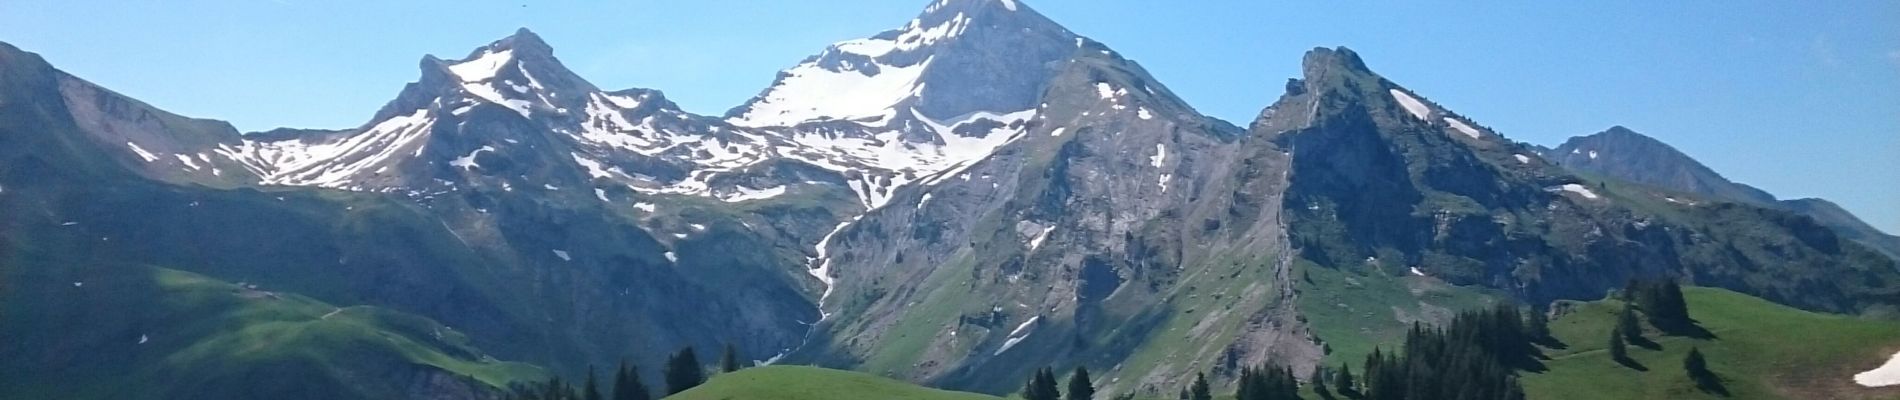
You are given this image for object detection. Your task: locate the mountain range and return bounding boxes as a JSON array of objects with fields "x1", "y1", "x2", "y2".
[{"x1": 2, "y1": 0, "x2": 1895, "y2": 399}]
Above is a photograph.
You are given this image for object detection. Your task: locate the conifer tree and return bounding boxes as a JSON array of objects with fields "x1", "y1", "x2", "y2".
[
  {"x1": 1684, "y1": 347, "x2": 1723, "y2": 394},
  {"x1": 720, "y1": 343, "x2": 741, "y2": 373},
  {"x1": 1067, "y1": 367, "x2": 1095, "y2": 400},
  {"x1": 583, "y1": 365, "x2": 603, "y2": 400},
  {"x1": 664, "y1": 347, "x2": 704, "y2": 395},
  {"x1": 1189, "y1": 372, "x2": 1212, "y2": 400},
  {"x1": 612, "y1": 360, "x2": 649, "y2": 400},
  {"x1": 1332, "y1": 363, "x2": 1354, "y2": 395},
  {"x1": 1616, "y1": 304, "x2": 1643, "y2": 340},
  {"x1": 1608, "y1": 329, "x2": 1629, "y2": 363}
]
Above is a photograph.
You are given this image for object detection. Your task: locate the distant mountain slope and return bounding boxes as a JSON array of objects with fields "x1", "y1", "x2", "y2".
[
  {"x1": 0, "y1": 36, "x2": 827, "y2": 391},
  {"x1": 1546, "y1": 126, "x2": 1900, "y2": 258},
  {"x1": 1265, "y1": 47, "x2": 1896, "y2": 315},
  {"x1": 1525, "y1": 287, "x2": 1900, "y2": 400}
]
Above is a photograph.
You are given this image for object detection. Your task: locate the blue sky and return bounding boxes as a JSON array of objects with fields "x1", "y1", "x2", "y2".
[{"x1": 2, "y1": 0, "x2": 1895, "y2": 232}]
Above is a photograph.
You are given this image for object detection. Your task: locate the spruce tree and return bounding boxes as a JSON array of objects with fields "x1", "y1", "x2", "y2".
[
  {"x1": 583, "y1": 365, "x2": 603, "y2": 400},
  {"x1": 1608, "y1": 329, "x2": 1629, "y2": 363},
  {"x1": 1684, "y1": 347, "x2": 1723, "y2": 394},
  {"x1": 1067, "y1": 367, "x2": 1095, "y2": 400},
  {"x1": 720, "y1": 343, "x2": 741, "y2": 373},
  {"x1": 1616, "y1": 304, "x2": 1643, "y2": 341},
  {"x1": 613, "y1": 360, "x2": 649, "y2": 400},
  {"x1": 1189, "y1": 372, "x2": 1212, "y2": 400},
  {"x1": 664, "y1": 347, "x2": 704, "y2": 395},
  {"x1": 1333, "y1": 363, "x2": 1354, "y2": 395}
]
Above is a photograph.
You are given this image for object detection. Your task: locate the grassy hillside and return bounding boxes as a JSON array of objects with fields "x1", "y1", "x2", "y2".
[
  {"x1": 0, "y1": 258, "x2": 545, "y2": 399},
  {"x1": 1524, "y1": 287, "x2": 1900, "y2": 400},
  {"x1": 667, "y1": 366, "x2": 1003, "y2": 400}
]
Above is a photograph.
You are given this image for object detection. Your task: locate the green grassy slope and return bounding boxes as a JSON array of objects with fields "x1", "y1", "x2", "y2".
[
  {"x1": 0, "y1": 259, "x2": 545, "y2": 400},
  {"x1": 1524, "y1": 287, "x2": 1900, "y2": 400},
  {"x1": 667, "y1": 366, "x2": 1003, "y2": 400}
]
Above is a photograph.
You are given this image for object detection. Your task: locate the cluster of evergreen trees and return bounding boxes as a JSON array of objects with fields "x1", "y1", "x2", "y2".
[
  {"x1": 1339, "y1": 306, "x2": 1536, "y2": 400},
  {"x1": 1022, "y1": 366, "x2": 1102, "y2": 400},
  {"x1": 1609, "y1": 279, "x2": 1726, "y2": 394},
  {"x1": 504, "y1": 344, "x2": 744, "y2": 400}
]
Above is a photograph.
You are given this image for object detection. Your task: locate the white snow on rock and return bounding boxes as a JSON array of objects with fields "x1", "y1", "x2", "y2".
[
  {"x1": 995, "y1": 316, "x2": 1040, "y2": 355},
  {"x1": 125, "y1": 142, "x2": 159, "y2": 163},
  {"x1": 1027, "y1": 225, "x2": 1056, "y2": 251},
  {"x1": 1000, "y1": 0, "x2": 1018, "y2": 11},
  {"x1": 1158, "y1": 173, "x2": 1171, "y2": 193},
  {"x1": 552, "y1": 250, "x2": 571, "y2": 261},
  {"x1": 1095, "y1": 82, "x2": 1117, "y2": 100},
  {"x1": 1137, "y1": 107, "x2": 1153, "y2": 120},
  {"x1": 1444, "y1": 117, "x2": 1482, "y2": 139},
  {"x1": 633, "y1": 202, "x2": 657, "y2": 213},
  {"x1": 73, "y1": 281, "x2": 83, "y2": 287},
  {"x1": 594, "y1": 188, "x2": 611, "y2": 202},
  {"x1": 449, "y1": 146, "x2": 495, "y2": 170},
  {"x1": 1409, "y1": 266, "x2": 1427, "y2": 277},
  {"x1": 174, "y1": 154, "x2": 203, "y2": 170},
  {"x1": 1588, "y1": 150, "x2": 1599, "y2": 160},
  {"x1": 1050, "y1": 127, "x2": 1066, "y2": 137},
  {"x1": 1514, "y1": 154, "x2": 1532, "y2": 164},
  {"x1": 1855, "y1": 350, "x2": 1900, "y2": 387},
  {"x1": 138, "y1": 334, "x2": 148, "y2": 344},
  {"x1": 1150, "y1": 144, "x2": 1167, "y2": 168},
  {"x1": 664, "y1": 251, "x2": 679, "y2": 263},
  {"x1": 447, "y1": 49, "x2": 513, "y2": 82},
  {"x1": 1389, "y1": 89, "x2": 1430, "y2": 120},
  {"x1": 729, "y1": 56, "x2": 931, "y2": 127},
  {"x1": 232, "y1": 109, "x2": 435, "y2": 188},
  {"x1": 721, "y1": 185, "x2": 788, "y2": 202},
  {"x1": 1547, "y1": 183, "x2": 1601, "y2": 200}
]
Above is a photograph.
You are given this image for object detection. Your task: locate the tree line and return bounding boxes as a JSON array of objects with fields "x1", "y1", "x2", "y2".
[
  {"x1": 504, "y1": 344, "x2": 745, "y2": 400},
  {"x1": 1024, "y1": 304, "x2": 1546, "y2": 400}
]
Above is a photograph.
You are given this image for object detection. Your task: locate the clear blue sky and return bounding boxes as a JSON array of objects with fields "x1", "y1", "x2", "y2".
[{"x1": 2, "y1": 0, "x2": 1895, "y2": 232}]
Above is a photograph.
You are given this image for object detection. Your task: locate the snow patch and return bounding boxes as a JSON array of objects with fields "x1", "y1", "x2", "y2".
[
  {"x1": 999, "y1": 0, "x2": 1018, "y2": 11},
  {"x1": 126, "y1": 142, "x2": 159, "y2": 163},
  {"x1": 594, "y1": 188, "x2": 611, "y2": 202},
  {"x1": 1548, "y1": 183, "x2": 1601, "y2": 200},
  {"x1": 552, "y1": 250, "x2": 571, "y2": 261},
  {"x1": 1150, "y1": 144, "x2": 1167, "y2": 168},
  {"x1": 1028, "y1": 225, "x2": 1056, "y2": 251},
  {"x1": 1409, "y1": 267, "x2": 1427, "y2": 277},
  {"x1": 1444, "y1": 117, "x2": 1482, "y2": 138},
  {"x1": 1389, "y1": 89, "x2": 1430, "y2": 120},
  {"x1": 1588, "y1": 150, "x2": 1599, "y2": 160},
  {"x1": 633, "y1": 202, "x2": 657, "y2": 213},
  {"x1": 1095, "y1": 82, "x2": 1117, "y2": 99},
  {"x1": 995, "y1": 316, "x2": 1040, "y2": 355},
  {"x1": 664, "y1": 251, "x2": 678, "y2": 263},
  {"x1": 446, "y1": 49, "x2": 513, "y2": 82},
  {"x1": 449, "y1": 146, "x2": 495, "y2": 170},
  {"x1": 722, "y1": 185, "x2": 787, "y2": 202},
  {"x1": 729, "y1": 51, "x2": 934, "y2": 127},
  {"x1": 1855, "y1": 350, "x2": 1900, "y2": 387},
  {"x1": 1137, "y1": 107, "x2": 1153, "y2": 120},
  {"x1": 1514, "y1": 154, "x2": 1532, "y2": 164},
  {"x1": 1050, "y1": 127, "x2": 1066, "y2": 137},
  {"x1": 174, "y1": 154, "x2": 203, "y2": 170}
]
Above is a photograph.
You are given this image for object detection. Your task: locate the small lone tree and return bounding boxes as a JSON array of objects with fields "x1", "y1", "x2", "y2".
[
  {"x1": 1608, "y1": 329, "x2": 1630, "y2": 364},
  {"x1": 1616, "y1": 304, "x2": 1643, "y2": 341},
  {"x1": 719, "y1": 343, "x2": 741, "y2": 373},
  {"x1": 1189, "y1": 372, "x2": 1212, "y2": 400},
  {"x1": 1684, "y1": 347, "x2": 1726, "y2": 394},
  {"x1": 1066, "y1": 367, "x2": 1095, "y2": 400}
]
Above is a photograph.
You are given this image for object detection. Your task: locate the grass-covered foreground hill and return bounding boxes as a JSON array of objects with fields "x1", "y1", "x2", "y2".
[
  {"x1": 667, "y1": 366, "x2": 1004, "y2": 400},
  {"x1": 0, "y1": 257, "x2": 545, "y2": 399},
  {"x1": 1524, "y1": 287, "x2": 1900, "y2": 400}
]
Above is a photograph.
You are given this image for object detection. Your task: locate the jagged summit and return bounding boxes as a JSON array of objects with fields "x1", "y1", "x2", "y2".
[{"x1": 725, "y1": 0, "x2": 1078, "y2": 127}]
